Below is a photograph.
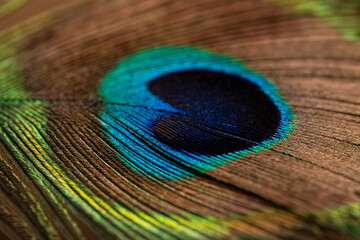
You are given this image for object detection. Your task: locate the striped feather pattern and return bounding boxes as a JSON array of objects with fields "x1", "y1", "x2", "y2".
[{"x1": 0, "y1": 0, "x2": 359, "y2": 239}]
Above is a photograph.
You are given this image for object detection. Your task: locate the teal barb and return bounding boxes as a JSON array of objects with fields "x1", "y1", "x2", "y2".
[
  {"x1": 1, "y1": 0, "x2": 360, "y2": 239},
  {"x1": 98, "y1": 46, "x2": 293, "y2": 180}
]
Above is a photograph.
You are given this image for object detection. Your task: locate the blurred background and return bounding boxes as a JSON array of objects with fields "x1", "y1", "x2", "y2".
[{"x1": 0, "y1": 0, "x2": 71, "y2": 30}]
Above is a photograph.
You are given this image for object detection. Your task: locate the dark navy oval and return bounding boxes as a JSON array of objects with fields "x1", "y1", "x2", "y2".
[{"x1": 147, "y1": 69, "x2": 281, "y2": 156}]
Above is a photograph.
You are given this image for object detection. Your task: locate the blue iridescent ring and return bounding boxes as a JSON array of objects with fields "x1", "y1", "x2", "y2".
[{"x1": 98, "y1": 46, "x2": 293, "y2": 180}]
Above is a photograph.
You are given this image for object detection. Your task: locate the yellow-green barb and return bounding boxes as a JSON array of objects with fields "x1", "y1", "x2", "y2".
[
  {"x1": 0, "y1": 0, "x2": 28, "y2": 18},
  {"x1": 270, "y1": 0, "x2": 360, "y2": 43},
  {"x1": 0, "y1": 0, "x2": 359, "y2": 239}
]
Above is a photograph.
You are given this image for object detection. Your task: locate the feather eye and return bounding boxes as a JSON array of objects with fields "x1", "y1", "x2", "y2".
[
  {"x1": 98, "y1": 46, "x2": 293, "y2": 180},
  {"x1": 0, "y1": 0, "x2": 360, "y2": 239}
]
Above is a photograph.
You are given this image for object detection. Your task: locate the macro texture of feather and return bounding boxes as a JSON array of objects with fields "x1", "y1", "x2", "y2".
[
  {"x1": 0, "y1": 0, "x2": 359, "y2": 239},
  {"x1": 0, "y1": 0, "x2": 27, "y2": 18}
]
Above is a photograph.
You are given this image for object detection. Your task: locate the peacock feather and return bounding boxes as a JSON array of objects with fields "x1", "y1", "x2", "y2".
[
  {"x1": 0, "y1": 0, "x2": 27, "y2": 19},
  {"x1": 0, "y1": 0, "x2": 359, "y2": 239}
]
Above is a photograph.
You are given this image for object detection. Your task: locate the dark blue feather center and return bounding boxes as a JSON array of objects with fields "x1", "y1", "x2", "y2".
[{"x1": 147, "y1": 69, "x2": 281, "y2": 156}]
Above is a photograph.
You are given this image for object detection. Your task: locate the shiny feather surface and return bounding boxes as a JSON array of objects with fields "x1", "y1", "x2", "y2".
[{"x1": 0, "y1": 0, "x2": 359, "y2": 239}]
